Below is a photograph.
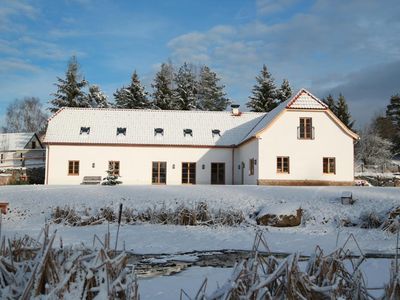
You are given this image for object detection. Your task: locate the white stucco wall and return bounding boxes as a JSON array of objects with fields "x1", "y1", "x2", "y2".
[
  {"x1": 234, "y1": 139, "x2": 259, "y2": 185},
  {"x1": 257, "y1": 110, "x2": 355, "y2": 182},
  {"x1": 46, "y1": 145, "x2": 233, "y2": 185}
]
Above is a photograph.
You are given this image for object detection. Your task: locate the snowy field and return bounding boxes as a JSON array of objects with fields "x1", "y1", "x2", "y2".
[
  {"x1": 0, "y1": 184, "x2": 399, "y2": 254},
  {"x1": 0, "y1": 185, "x2": 399, "y2": 298}
]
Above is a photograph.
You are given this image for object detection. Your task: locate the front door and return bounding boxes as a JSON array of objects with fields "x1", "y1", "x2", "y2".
[
  {"x1": 241, "y1": 161, "x2": 245, "y2": 184},
  {"x1": 211, "y1": 163, "x2": 225, "y2": 184},
  {"x1": 182, "y1": 162, "x2": 196, "y2": 184}
]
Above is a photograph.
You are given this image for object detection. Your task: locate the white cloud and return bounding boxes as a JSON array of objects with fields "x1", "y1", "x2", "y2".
[{"x1": 0, "y1": 58, "x2": 40, "y2": 73}]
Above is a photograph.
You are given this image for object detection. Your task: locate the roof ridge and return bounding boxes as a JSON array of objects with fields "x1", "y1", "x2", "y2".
[{"x1": 60, "y1": 107, "x2": 265, "y2": 115}]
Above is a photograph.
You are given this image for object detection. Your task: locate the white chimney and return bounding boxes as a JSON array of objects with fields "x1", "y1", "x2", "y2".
[{"x1": 231, "y1": 104, "x2": 240, "y2": 116}]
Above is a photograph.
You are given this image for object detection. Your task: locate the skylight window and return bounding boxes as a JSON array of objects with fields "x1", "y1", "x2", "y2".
[
  {"x1": 212, "y1": 129, "x2": 221, "y2": 137},
  {"x1": 154, "y1": 128, "x2": 164, "y2": 136},
  {"x1": 80, "y1": 127, "x2": 90, "y2": 135},
  {"x1": 117, "y1": 127, "x2": 126, "y2": 136},
  {"x1": 183, "y1": 129, "x2": 193, "y2": 137}
]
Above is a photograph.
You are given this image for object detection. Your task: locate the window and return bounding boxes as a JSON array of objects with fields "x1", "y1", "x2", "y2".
[
  {"x1": 109, "y1": 161, "x2": 120, "y2": 176},
  {"x1": 277, "y1": 157, "x2": 290, "y2": 173},
  {"x1": 0, "y1": 154, "x2": 3, "y2": 164},
  {"x1": 20, "y1": 153, "x2": 23, "y2": 162},
  {"x1": 249, "y1": 159, "x2": 255, "y2": 176},
  {"x1": 32, "y1": 141, "x2": 36, "y2": 149},
  {"x1": 117, "y1": 127, "x2": 126, "y2": 136},
  {"x1": 68, "y1": 161, "x2": 79, "y2": 175},
  {"x1": 154, "y1": 128, "x2": 164, "y2": 136},
  {"x1": 298, "y1": 118, "x2": 313, "y2": 139},
  {"x1": 182, "y1": 162, "x2": 196, "y2": 184},
  {"x1": 152, "y1": 161, "x2": 167, "y2": 184},
  {"x1": 80, "y1": 127, "x2": 90, "y2": 135},
  {"x1": 323, "y1": 157, "x2": 336, "y2": 174},
  {"x1": 183, "y1": 129, "x2": 193, "y2": 137}
]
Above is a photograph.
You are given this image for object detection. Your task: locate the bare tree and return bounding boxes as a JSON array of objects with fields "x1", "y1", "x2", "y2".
[
  {"x1": 2, "y1": 97, "x2": 48, "y2": 134},
  {"x1": 355, "y1": 124, "x2": 392, "y2": 166}
]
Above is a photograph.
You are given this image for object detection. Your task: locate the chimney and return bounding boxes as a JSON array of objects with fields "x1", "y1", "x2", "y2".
[{"x1": 231, "y1": 104, "x2": 240, "y2": 116}]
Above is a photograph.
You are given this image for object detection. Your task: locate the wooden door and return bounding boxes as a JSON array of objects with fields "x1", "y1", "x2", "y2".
[
  {"x1": 152, "y1": 161, "x2": 167, "y2": 184},
  {"x1": 182, "y1": 162, "x2": 196, "y2": 184},
  {"x1": 211, "y1": 163, "x2": 225, "y2": 184}
]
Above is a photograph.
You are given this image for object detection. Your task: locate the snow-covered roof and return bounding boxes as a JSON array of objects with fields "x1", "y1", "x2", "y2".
[
  {"x1": 0, "y1": 133, "x2": 36, "y2": 151},
  {"x1": 44, "y1": 108, "x2": 266, "y2": 147},
  {"x1": 44, "y1": 88, "x2": 357, "y2": 147}
]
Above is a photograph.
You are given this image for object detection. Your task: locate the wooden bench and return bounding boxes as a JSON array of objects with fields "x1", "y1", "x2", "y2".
[
  {"x1": 0, "y1": 202, "x2": 9, "y2": 214},
  {"x1": 81, "y1": 176, "x2": 102, "y2": 185},
  {"x1": 341, "y1": 191, "x2": 355, "y2": 205}
]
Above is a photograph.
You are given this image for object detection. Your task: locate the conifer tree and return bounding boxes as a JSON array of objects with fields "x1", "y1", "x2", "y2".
[
  {"x1": 87, "y1": 85, "x2": 110, "y2": 108},
  {"x1": 246, "y1": 65, "x2": 278, "y2": 112},
  {"x1": 336, "y1": 94, "x2": 354, "y2": 129},
  {"x1": 50, "y1": 56, "x2": 88, "y2": 112},
  {"x1": 114, "y1": 71, "x2": 151, "y2": 109},
  {"x1": 152, "y1": 62, "x2": 175, "y2": 110},
  {"x1": 323, "y1": 94, "x2": 337, "y2": 114},
  {"x1": 173, "y1": 62, "x2": 197, "y2": 110},
  {"x1": 197, "y1": 65, "x2": 229, "y2": 111},
  {"x1": 386, "y1": 93, "x2": 400, "y2": 153},
  {"x1": 386, "y1": 94, "x2": 400, "y2": 127},
  {"x1": 277, "y1": 79, "x2": 292, "y2": 103},
  {"x1": 102, "y1": 169, "x2": 122, "y2": 185}
]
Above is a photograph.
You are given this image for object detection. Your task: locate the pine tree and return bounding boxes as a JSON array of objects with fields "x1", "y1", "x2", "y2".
[
  {"x1": 246, "y1": 65, "x2": 278, "y2": 112},
  {"x1": 50, "y1": 56, "x2": 88, "y2": 112},
  {"x1": 152, "y1": 62, "x2": 175, "y2": 110},
  {"x1": 386, "y1": 94, "x2": 400, "y2": 153},
  {"x1": 197, "y1": 65, "x2": 229, "y2": 111},
  {"x1": 323, "y1": 94, "x2": 337, "y2": 114},
  {"x1": 114, "y1": 71, "x2": 151, "y2": 109},
  {"x1": 336, "y1": 94, "x2": 354, "y2": 129},
  {"x1": 87, "y1": 85, "x2": 110, "y2": 108},
  {"x1": 386, "y1": 94, "x2": 400, "y2": 127},
  {"x1": 102, "y1": 169, "x2": 122, "y2": 185},
  {"x1": 277, "y1": 79, "x2": 292, "y2": 103},
  {"x1": 173, "y1": 62, "x2": 197, "y2": 110}
]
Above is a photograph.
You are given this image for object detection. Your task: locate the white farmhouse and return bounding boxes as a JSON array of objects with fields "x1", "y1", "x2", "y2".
[
  {"x1": 0, "y1": 133, "x2": 45, "y2": 170},
  {"x1": 43, "y1": 89, "x2": 359, "y2": 185}
]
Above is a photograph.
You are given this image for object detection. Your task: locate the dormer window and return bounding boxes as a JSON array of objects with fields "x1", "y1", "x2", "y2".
[
  {"x1": 117, "y1": 127, "x2": 126, "y2": 136},
  {"x1": 183, "y1": 129, "x2": 193, "y2": 137},
  {"x1": 212, "y1": 129, "x2": 221, "y2": 137},
  {"x1": 32, "y1": 141, "x2": 36, "y2": 149},
  {"x1": 80, "y1": 127, "x2": 90, "y2": 135},
  {"x1": 154, "y1": 128, "x2": 164, "y2": 136}
]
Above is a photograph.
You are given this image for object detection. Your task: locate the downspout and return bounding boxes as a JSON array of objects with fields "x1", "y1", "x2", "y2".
[{"x1": 45, "y1": 145, "x2": 50, "y2": 185}]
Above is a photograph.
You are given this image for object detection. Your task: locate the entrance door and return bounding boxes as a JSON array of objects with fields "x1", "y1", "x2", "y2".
[
  {"x1": 182, "y1": 162, "x2": 196, "y2": 184},
  {"x1": 211, "y1": 163, "x2": 225, "y2": 184},
  {"x1": 152, "y1": 161, "x2": 167, "y2": 184},
  {"x1": 241, "y1": 161, "x2": 245, "y2": 184}
]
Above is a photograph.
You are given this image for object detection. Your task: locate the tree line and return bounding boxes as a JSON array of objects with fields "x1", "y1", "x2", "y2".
[{"x1": 2, "y1": 56, "x2": 400, "y2": 166}]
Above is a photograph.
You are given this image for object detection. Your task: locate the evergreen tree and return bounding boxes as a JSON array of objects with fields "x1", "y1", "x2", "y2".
[
  {"x1": 114, "y1": 71, "x2": 151, "y2": 109},
  {"x1": 246, "y1": 65, "x2": 278, "y2": 112},
  {"x1": 385, "y1": 94, "x2": 400, "y2": 153},
  {"x1": 336, "y1": 94, "x2": 354, "y2": 129},
  {"x1": 50, "y1": 56, "x2": 88, "y2": 112},
  {"x1": 197, "y1": 65, "x2": 229, "y2": 111},
  {"x1": 87, "y1": 85, "x2": 110, "y2": 108},
  {"x1": 323, "y1": 94, "x2": 337, "y2": 114},
  {"x1": 102, "y1": 169, "x2": 122, "y2": 185},
  {"x1": 386, "y1": 94, "x2": 400, "y2": 127},
  {"x1": 277, "y1": 79, "x2": 292, "y2": 103},
  {"x1": 152, "y1": 62, "x2": 175, "y2": 110},
  {"x1": 173, "y1": 62, "x2": 197, "y2": 110}
]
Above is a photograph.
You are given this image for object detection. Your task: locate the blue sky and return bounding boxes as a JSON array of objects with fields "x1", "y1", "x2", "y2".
[{"x1": 1, "y1": 0, "x2": 399, "y2": 128}]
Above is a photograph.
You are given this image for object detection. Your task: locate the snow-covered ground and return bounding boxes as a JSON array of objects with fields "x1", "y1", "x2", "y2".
[
  {"x1": 0, "y1": 185, "x2": 398, "y2": 255},
  {"x1": 0, "y1": 185, "x2": 398, "y2": 299}
]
